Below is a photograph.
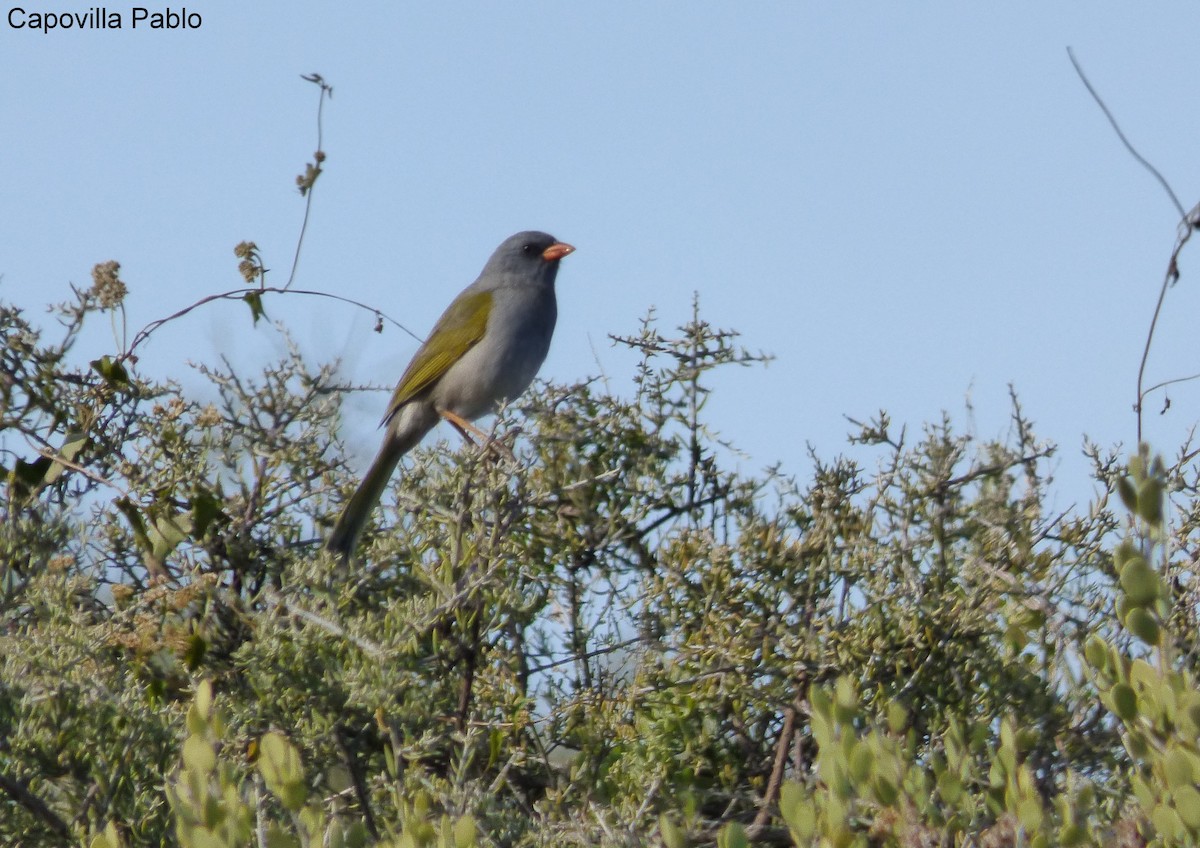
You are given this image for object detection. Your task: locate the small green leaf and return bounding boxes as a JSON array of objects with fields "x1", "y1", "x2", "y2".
[
  {"x1": 1110, "y1": 683, "x2": 1138, "y2": 721},
  {"x1": 1129, "y1": 454, "x2": 1146, "y2": 481},
  {"x1": 1165, "y1": 748, "x2": 1195, "y2": 789},
  {"x1": 190, "y1": 489, "x2": 225, "y2": 538},
  {"x1": 91, "y1": 355, "x2": 130, "y2": 388},
  {"x1": 43, "y1": 431, "x2": 88, "y2": 486},
  {"x1": 809, "y1": 685, "x2": 832, "y2": 721},
  {"x1": 1018, "y1": 796, "x2": 1044, "y2": 832},
  {"x1": 1153, "y1": 802, "x2": 1184, "y2": 841},
  {"x1": 1114, "y1": 539, "x2": 1139, "y2": 568},
  {"x1": 1120, "y1": 557, "x2": 1160, "y2": 607},
  {"x1": 264, "y1": 826, "x2": 301, "y2": 848},
  {"x1": 193, "y1": 680, "x2": 213, "y2": 722},
  {"x1": 1116, "y1": 477, "x2": 1138, "y2": 512},
  {"x1": 1125, "y1": 607, "x2": 1161, "y2": 646},
  {"x1": 244, "y1": 291, "x2": 267, "y2": 325},
  {"x1": 1131, "y1": 774, "x2": 1155, "y2": 810},
  {"x1": 1083, "y1": 636, "x2": 1110, "y2": 674},
  {"x1": 779, "y1": 782, "x2": 815, "y2": 840},
  {"x1": 259, "y1": 731, "x2": 307, "y2": 811},
  {"x1": 9, "y1": 454, "x2": 52, "y2": 499},
  {"x1": 115, "y1": 497, "x2": 153, "y2": 554},
  {"x1": 453, "y1": 814, "x2": 477, "y2": 848},
  {"x1": 833, "y1": 676, "x2": 858, "y2": 723},
  {"x1": 182, "y1": 735, "x2": 216, "y2": 775},
  {"x1": 90, "y1": 821, "x2": 123, "y2": 848},
  {"x1": 873, "y1": 773, "x2": 899, "y2": 806},
  {"x1": 151, "y1": 512, "x2": 189, "y2": 560},
  {"x1": 717, "y1": 821, "x2": 748, "y2": 848},
  {"x1": 184, "y1": 634, "x2": 208, "y2": 671},
  {"x1": 849, "y1": 741, "x2": 874, "y2": 782},
  {"x1": 659, "y1": 816, "x2": 686, "y2": 848},
  {"x1": 1059, "y1": 823, "x2": 1087, "y2": 846},
  {"x1": 1176, "y1": 784, "x2": 1200, "y2": 831},
  {"x1": 1137, "y1": 477, "x2": 1164, "y2": 526}
]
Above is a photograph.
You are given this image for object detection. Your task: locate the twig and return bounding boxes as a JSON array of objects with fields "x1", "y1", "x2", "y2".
[
  {"x1": 1143, "y1": 366, "x2": 1200, "y2": 400},
  {"x1": 261, "y1": 589, "x2": 384, "y2": 657},
  {"x1": 285, "y1": 75, "x2": 333, "y2": 291},
  {"x1": 334, "y1": 725, "x2": 380, "y2": 839},
  {"x1": 753, "y1": 700, "x2": 798, "y2": 829},
  {"x1": 1067, "y1": 47, "x2": 1200, "y2": 442},
  {"x1": 0, "y1": 771, "x2": 71, "y2": 838},
  {"x1": 120, "y1": 285, "x2": 422, "y2": 362},
  {"x1": 1067, "y1": 48, "x2": 1184, "y2": 218},
  {"x1": 32, "y1": 440, "x2": 131, "y2": 497}
]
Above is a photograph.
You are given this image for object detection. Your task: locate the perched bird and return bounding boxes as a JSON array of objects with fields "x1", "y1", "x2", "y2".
[{"x1": 326, "y1": 231, "x2": 575, "y2": 560}]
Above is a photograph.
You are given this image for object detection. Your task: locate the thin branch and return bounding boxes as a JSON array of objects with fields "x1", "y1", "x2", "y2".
[
  {"x1": 31, "y1": 440, "x2": 131, "y2": 498},
  {"x1": 0, "y1": 771, "x2": 71, "y2": 839},
  {"x1": 1141, "y1": 365, "x2": 1200, "y2": 400},
  {"x1": 1067, "y1": 47, "x2": 1184, "y2": 218},
  {"x1": 1067, "y1": 47, "x2": 1198, "y2": 443},
  {"x1": 261, "y1": 590, "x2": 384, "y2": 658},
  {"x1": 334, "y1": 725, "x2": 380, "y2": 839},
  {"x1": 753, "y1": 700, "x2": 798, "y2": 829},
  {"x1": 284, "y1": 75, "x2": 333, "y2": 291},
  {"x1": 120, "y1": 285, "x2": 421, "y2": 362}
]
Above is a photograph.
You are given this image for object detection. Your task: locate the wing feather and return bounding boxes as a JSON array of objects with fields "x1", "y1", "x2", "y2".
[{"x1": 381, "y1": 289, "x2": 492, "y2": 424}]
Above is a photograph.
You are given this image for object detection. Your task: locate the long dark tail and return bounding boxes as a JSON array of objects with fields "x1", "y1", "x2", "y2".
[{"x1": 326, "y1": 411, "x2": 435, "y2": 562}]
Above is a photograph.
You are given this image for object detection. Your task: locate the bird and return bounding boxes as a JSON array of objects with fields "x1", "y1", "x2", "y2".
[{"x1": 326, "y1": 230, "x2": 575, "y2": 560}]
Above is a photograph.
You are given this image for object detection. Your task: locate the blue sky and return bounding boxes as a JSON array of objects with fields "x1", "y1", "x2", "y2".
[{"x1": 4, "y1": 3, "x2": 1200, "y2": 510}]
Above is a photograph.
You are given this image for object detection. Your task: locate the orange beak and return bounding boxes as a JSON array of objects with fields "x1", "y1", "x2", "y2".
[{"x1": 541, "y1": 242, "x2": 575, "y2": 262}]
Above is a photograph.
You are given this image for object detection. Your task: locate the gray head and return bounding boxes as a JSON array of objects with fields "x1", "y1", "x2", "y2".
[{"x1": 478, "y1": 231, "x2": 575, "y2": 289}]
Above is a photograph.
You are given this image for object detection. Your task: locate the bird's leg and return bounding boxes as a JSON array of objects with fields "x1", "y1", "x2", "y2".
[{"x1": 438, "y1": 410, "x2": 516, "y2": 462}]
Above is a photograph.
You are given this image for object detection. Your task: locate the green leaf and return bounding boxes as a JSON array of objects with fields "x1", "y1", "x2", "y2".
[
  {"x1": 91, "y1": 354, "x2": 130, "y2": 388},
  {"x1": 90, "y1": 821, "x2": 123, "y2": 848},
  {"x1": 244, "y1": 290, "x2": 267, "y2": 326},
  {"x1": 1153, "y1": 803, "x2": 1184, "y2": 841},
  {"x1": 833, "y1": 676, "x2": 858, "y2": 723},
  {"x1": 873, "y1": 773, "x2": 899, "y2": 806},
  {"x1": 259, "y1": 731, "x2": 307, "y2": 811},
  {"x1": 1083, "y1": 635, "x2": 1110, "y2": 674},
  {"x1": 1018, "y1": 796, "x2": 1044, "y2": 832},
  {"x1": 182, "y1": 735, "x2": 216, "y2": 775},
  {"x1": 1137, "y1": 477, "x2": 1164, "y2": 526},
  {"x1": 849, "y1": 740, "x2": 874, "y2": 782},
  {"x1": 1165, "y1": 748, "x2": 1196, "y2": 790},
  {"x1": 809, "y1": 684, "x2": 833, "y2": 721},
  {"x1": 1125, "y1": 607, "x2": 1161, "y2": 646},
  {"x1": 779, "y1": 782, "x2": 815, "y2": 840},
  {"x1": 716, "y1": 821, "x2": 748, "y2": 848},
  {"x1": 190, "y1": 488, "x2": 226, "y2": 538},
  {"x1": 1176, "y1": 785, "x2": 1200, "y2": 831},
  {"x1": 938, "y1": 771, "x2": 964, "y2": 805},
  {"x1": 1131, "y1": 774, "x2": 1155, "y2": 810},
  {"x1": 192, "y1": 680, "x2": 213, "y2": 724},
  {"x1": 1109, "y1": 683, "x2": 1138, "y2": 721},
  {"x1": 264, "y1": 826, "x2": 301, "y2": 848},
  {"x1": 115, "y1": 497, "x2": 153, "y2": 554},
  {"x1": 184, "y1": 634, "x2": 208, "y2": 671},
  {"x1": 1059, "y1": 823, "x2": 1087, "y2": 846},
  {"x1": 1116, "y1": 477, "x2": 1138, "y2": 512},
  {"x1": 453, "y1": 815, "x2": 477, "y2": 848},
  {"x1": 1120, "y1": 557, "x2": 1160, "y2": 607},
  {"x1": 151, "y1": 511, "x2": 190, "y2": 560},
  {"x1": 659, "y1": 816, "x2": 686, "y2": 848},
  {"x1": 43, "y1": 430, "x2": 88, "y2": 486},
  {"x1": 9, "y1": 454, "x2": 52, "y2": 500}
]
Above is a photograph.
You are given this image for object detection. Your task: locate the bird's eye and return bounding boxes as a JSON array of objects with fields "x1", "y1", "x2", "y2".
[{"x1": 521, "y1": 243, "x2": 534, "y2": 254}]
